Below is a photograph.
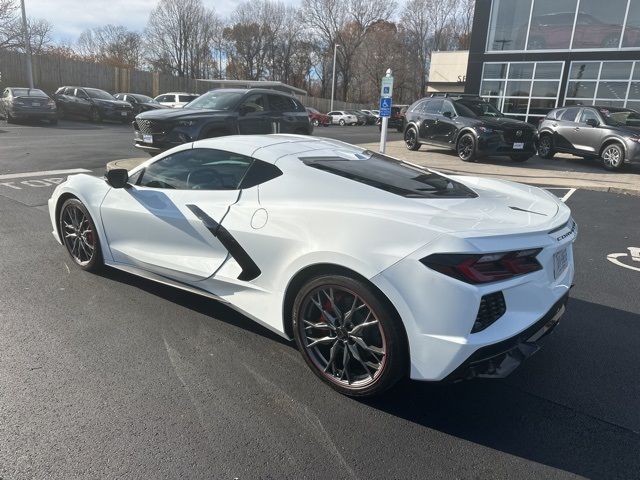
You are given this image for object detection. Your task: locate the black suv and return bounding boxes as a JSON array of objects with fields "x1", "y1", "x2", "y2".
[
  {"x1": 54, "y1": 86, "x2": 133, "y2": 123},
  {"x1": 403, "y1": 95, "x2": 537, "y2": 162},
  {"x1": 537, "y1": 105, "x2": 640, "y2": 170},
  {"x1": 133, "y1": 88, "x2": 312, "y2": 154}
]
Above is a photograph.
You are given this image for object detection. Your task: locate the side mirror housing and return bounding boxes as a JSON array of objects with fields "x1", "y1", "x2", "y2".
[
  {"x1": 106, "y1": 168, "x2": 129, "y2": 188},
  {"x1": 586, "y1": 118, "x2": 599, "y2": 127}
]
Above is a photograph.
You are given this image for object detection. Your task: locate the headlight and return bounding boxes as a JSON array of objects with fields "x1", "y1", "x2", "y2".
[
  {"x1": 476, "y1": 126, "x2": 494, "y2": 134},
  {"x1": 629, "y1": 136, "x2": 640, "y2": 143},
  {"x1": 178, "y1": 120, "x2": 195, "y2": 127}
]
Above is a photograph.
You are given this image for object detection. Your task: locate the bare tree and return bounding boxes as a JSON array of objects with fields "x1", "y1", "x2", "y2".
[
  {"x1": 302, "y1": 0, "x2": 396, "y2": 101},
  {"x1": 145, "y1": 0, "x2": 218, "y2": 78},
  {"x1": 401, "y1": 0, "x2": 431, "y2": 97},
  {"x1": 451, "y1": 0, "x2": 475, "y2": 49},
  {"x1": 77, "y1": 25, "x2": 143, "y2": 67}
]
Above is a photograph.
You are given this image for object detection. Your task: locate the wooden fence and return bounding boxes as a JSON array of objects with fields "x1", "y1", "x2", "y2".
[{"x1": 0, "y1": 49, "x2": 368, "y2": 111}]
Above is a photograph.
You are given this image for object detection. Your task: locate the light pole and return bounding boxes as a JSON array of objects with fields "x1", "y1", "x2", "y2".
[
  {"x1": 20, "y1": 0, "x2": 34, "y2": 89},
  {"x1": 330, "y1": 43, "x2": 341, "y2": 112}
]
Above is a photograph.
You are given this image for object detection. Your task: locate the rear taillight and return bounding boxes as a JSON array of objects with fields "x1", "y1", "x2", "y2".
[{"x1": 421, "y1": 249, "x2": 542, "y2": 284}]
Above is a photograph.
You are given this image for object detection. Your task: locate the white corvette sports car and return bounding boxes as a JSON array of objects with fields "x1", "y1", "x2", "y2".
[{"x1": 48, "y1": 135, "x2": 576, "y2": 397}]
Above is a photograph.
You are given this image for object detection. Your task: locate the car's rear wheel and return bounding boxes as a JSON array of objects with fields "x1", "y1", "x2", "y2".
[
  {"x1": 457, "y1": 133, "x2": 476, "y2": 162},
  {"x1": 292, "y1": 274, "x2": 407, "y2": 397},
  {"x1": 404, "y1": 126, "x2": 421, "y2": 151},
  {"x1": 312, "y1": 119, "x2": 319, "y2": 127},
  {"x1": 537, "y1": 134, "x2": 555, "y2": 159},
  {"x1": 339, "y1": 119, "x2": 346, "y2": 126},
  {"x1": 59, "y1": 198, "x2": 103, "y2": 271},
  {"x1": 601, "y1": 143, "x2": 625, "y2": 170}
]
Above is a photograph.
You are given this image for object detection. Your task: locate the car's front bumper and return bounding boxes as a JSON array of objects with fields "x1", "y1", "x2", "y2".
[
  {"x1": 624, "y1": 140, "x2": 640, "y2": 163},
  {"x1": 477, "y1": 133, "x2": 537, "y2": 157}
]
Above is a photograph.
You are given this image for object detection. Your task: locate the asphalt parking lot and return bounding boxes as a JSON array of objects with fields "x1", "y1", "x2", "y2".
[{"x1": 1, "y1": 120, "x2": 639, "y2": 479}]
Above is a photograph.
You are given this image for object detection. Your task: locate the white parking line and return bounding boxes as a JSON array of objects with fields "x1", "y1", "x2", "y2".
[
  {"x1": 0, "y1": 168, "x2": 91, "y2": 181},
  {"x1": 544, "y1": 187, "x2": 577, "y2": 203}
]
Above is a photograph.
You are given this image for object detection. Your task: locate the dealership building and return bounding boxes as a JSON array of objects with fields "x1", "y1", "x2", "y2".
[{"x1": 466, "y1": 0, "x2": 640, "y2": 124}]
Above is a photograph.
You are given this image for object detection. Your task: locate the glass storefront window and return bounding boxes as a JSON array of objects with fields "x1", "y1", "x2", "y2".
[
  {"x1": 569, "y1": 0, "x2": 627, "y2": 49},
  {"x1": 481, "y1": 62, "x2": 563, "y2": 121},
  {"x1": 569, "y1": 62, "x2": 600, "y2": 80},
  {"x1": 600, "y1": 62, "x2": 633, "y2": 80},
  {"x1": 596, "y1": 82, "x2": 629, "y2": 100},
  {"x1": 527, "y1": 0, "x2": 578, "y2": 50},
  {"x1": 566, "y1": 81, "x2": 596, "y2": 98},
  {"x1": 565, "y1": 61, "x2": 640, "y2": 108},
  {"x1": 623, "y1": 2, "x2": 640, "y2": 48},
  {"x1": 532, "y1": 81, "x2": 561, "y2": 97},
  {"x1": 487, "y1": 0, "x2": 533, "y2": 51}
]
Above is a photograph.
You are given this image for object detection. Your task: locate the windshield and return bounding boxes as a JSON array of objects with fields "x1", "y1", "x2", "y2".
[
  {"x1": 12, "y1": 88, "x2": 47, "y2": 97},
  {"x1": 185, "y1": 91, "x2": 243, "y2": 110},
  {"x1": 86, "y1": 88, "x2": 115, "y2": 100},
  {"x1": 598, "y1": 108, "x2": 640, "y2": 127},
  {"x1": 132, "y1": 94, "x2": 155, "y2": 103},
  {"x1": 455, "y1": 100, "x2": 504, "y2": 118},
  {"x1": 300, "y1": 151, "x2": 477, "y2": 199}
]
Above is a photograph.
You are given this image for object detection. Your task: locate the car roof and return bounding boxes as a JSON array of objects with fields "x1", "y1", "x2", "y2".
[{"x1": 193, "y1": 135, "x2": 353, "y2": 164}]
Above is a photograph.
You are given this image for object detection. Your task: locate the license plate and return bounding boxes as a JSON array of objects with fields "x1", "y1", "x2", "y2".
[
  {"x1": 121, "y1": 111, "x2": 128, "y2": 116},
  {"x1": 513, "y1": 142, "x2": 524, "y2": 150},
  {"x1": 553, "y1": 247, "x2": 568, "y2": 279},
  {"x1": 143, "y1": 134, "x2": 153, "y2": 144}
]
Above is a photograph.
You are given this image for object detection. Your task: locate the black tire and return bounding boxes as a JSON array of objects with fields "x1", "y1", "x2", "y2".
[
  {"x1": 404, "y1": 126, "x2": 421, "y2": 151},
  {"x1": 58, "y1": 198, "x2": 103, "y2": 272},
  {"x1": 292, "y1": 274, "x2": 407, "y2": 398},
  {"x1": 510, "y1": 155, "x2": 531, "y2": 162},
  {"x1": 89, "y1": 108, "x2": 101, "y2": 123},
  {"x1": 456, "y1": 133, "x2": 476, "y2": 162},
  {"x1": 601, "y1": 143, "x2": 625, "y2": 171},
  {"x1": 537, "y1": 134, "x2": 555, "y2": 159},
  {"x1": 339, "y1": 119, "x2": 346, "y2": 126},
  {"x1": 312, "y1": 119, "x2": 319, "y2": 127},
  {"x1": 49, "y1": 118, "x2": 58, "y2": 125}
]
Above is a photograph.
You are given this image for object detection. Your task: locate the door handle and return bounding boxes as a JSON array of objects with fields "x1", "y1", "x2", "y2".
[{"x1": 574, "y1": 127, "x2": 580, "y2": 131}]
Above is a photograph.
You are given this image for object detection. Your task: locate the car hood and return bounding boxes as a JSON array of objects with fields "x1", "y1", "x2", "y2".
[
  {"x1": 473, "y1": 116, "x2": 534, "y2": 130},
  {"x1": 94, "y1": 99, "x2": 132, "y2": 108},
  {"x1": 142, "y1": 103, "x2": 170, "y2": 110},
  {"x1": 136, "y1": 108, "x2": 224, "y2": 121}
]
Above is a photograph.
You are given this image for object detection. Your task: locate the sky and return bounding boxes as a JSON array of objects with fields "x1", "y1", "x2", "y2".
[{"x1": 25, "y1": 0, "x2": 300, "y2": 43}]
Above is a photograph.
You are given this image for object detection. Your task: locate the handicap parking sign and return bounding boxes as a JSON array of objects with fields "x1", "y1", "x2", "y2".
[{"x1": 379, "y1": 97, "x2": 392, "y2": 117}]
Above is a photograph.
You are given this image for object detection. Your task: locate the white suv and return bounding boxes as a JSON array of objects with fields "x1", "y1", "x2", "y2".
[
  {"x1": 153, "y1": 92, "x2": 199, "y2": 108},
  {"x1": 327, "y1": 110, "x2": 358, "y2": 126}
]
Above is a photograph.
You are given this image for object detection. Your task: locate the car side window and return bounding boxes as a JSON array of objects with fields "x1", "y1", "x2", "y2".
[
  {"x1": 156, "y1": 95, "x2": 169, "y2": 102},
  {"x1": 442, "y1": 100, "x2": 456, "y2": 116},
  {"x1": 327, "y1": 111, "x2": 337, "y2": 116},
  {"x1": 560, "y1": 107, "x2": 581, "y2": 122},
  {"x1": 268, "y1": 94, "x2": 295, "y2": 113},
  {"x1": 64, "y1": 87, "x2": 74, "y2": 96},
  {"x1": 580, "y1": 108, "x2": 600, "y2": 125},
  {"x1": 137, "y1": 148, "x2": 254, "y2": 191},
  {"x1": 76, "y1": 90, "x2": 89, "y2": 99},
  {"x1": 238, "y1": 93, "x2": 267, "y2": 114},
  {"x1": 424, "y1": 99, "x2": 443, "y2": 114}
]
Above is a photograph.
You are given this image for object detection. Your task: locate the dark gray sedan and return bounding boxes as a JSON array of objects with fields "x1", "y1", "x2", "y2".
[
  {"x1": 538, "y1": 105, "x2": 640, "y2": 170},
  {"x1": 1, "y1": 87, "x2": 57, "y2": 125}
]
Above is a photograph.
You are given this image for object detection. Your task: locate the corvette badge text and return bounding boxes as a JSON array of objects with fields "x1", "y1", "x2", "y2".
[{"x1": 607, "y1": 247, "x2": 640, "y2": 273}]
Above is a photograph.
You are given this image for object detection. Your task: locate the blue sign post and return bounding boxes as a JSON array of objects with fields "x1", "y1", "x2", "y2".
[{"x1": 379, "y1": 69, "x2": 394, "y2": 153}]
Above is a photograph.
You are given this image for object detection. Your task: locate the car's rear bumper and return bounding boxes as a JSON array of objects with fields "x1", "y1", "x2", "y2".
[
  {"x1": 101, "y1": 109, "x2": 133, "y2": 121},
  {"x1": 9, "y1": 109, "x2": 57, "y2": 120}
]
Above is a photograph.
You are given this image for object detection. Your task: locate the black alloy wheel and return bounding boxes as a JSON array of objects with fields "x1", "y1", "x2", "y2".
[
  {"x1": 457, "y1": 133, "x2": 476, "y2": 162},
  {"x1": 59, "y1": 198, "x2": 103, "y2": 271},
  {"x1": 404, "y1": 127, "x2": 420, "y2": 151},
  {"x1": 293, "y1": 275, "x2": 407, "y2": 397}
]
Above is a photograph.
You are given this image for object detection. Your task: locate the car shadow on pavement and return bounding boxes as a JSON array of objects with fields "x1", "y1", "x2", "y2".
[{"x1": 362, "y1": 297, "x2": 640, "y2": 479}]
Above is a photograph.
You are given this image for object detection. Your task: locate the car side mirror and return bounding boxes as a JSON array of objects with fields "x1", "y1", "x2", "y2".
[
  {"x1": 106, "y1": 168, "x2": 129, "y2": 188},
  {"x1": 586, "y1": 118, "x2": 599, "y2": 127},
  {"x1": 443, "y1": 111, "x2": 453, "y2": 118}
]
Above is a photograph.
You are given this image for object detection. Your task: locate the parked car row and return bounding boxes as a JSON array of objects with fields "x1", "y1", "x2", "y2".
[{"x1": 400, "y1": 93, "x2": 640, "y2": 170}]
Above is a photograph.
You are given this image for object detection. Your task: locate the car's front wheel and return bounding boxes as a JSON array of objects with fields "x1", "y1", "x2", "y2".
[
  {"x1": 404, "y1": 126, "x2": 421, "y2": 151},
  {"x1": 59, "y1": 198, "x2": 103, "y2": 271},
  {"x1": 538, "y1": 134, "x2": 555, "y2": 159},
  {"x1": 292, "y1": 274, "x2": 407, "y2": 397},
  {"x1": 339, "y1": 119, "x2": 346, "y2": 126},
  {"x1": 457, "y1": 133, "x2": 476, "y2": 162},
  {"x1": 312, "y1": 119, "x2": 319, "y2": 127},
  {"x1": 601, "y1": 143, "x2": 625, "y2": 170}
]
